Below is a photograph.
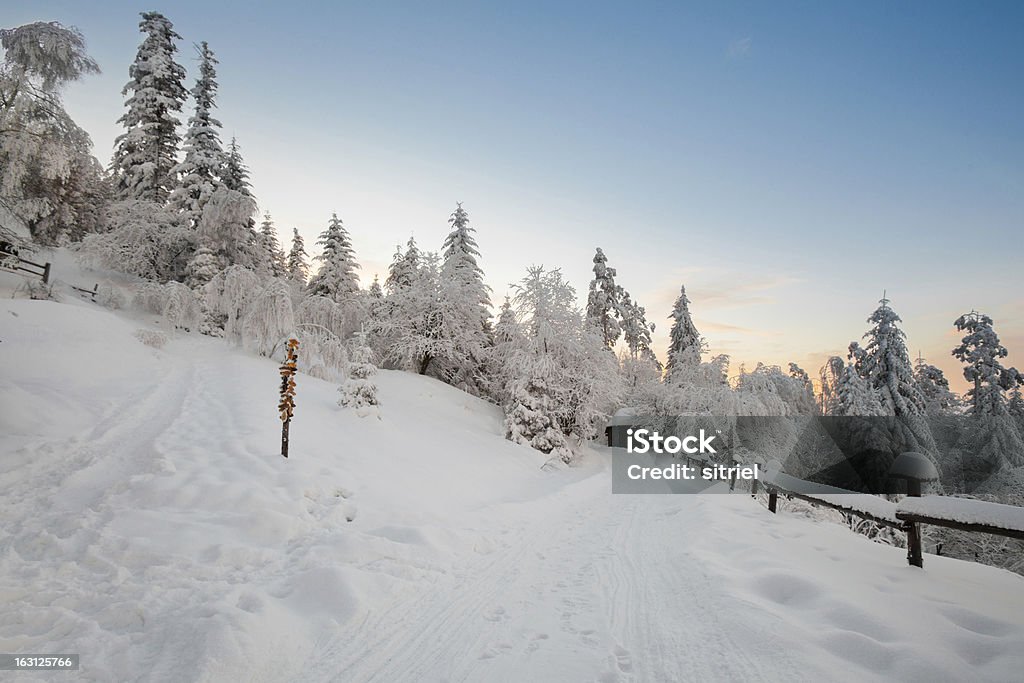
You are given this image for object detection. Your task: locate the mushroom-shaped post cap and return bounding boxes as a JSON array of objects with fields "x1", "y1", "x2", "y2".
[
  {"x1": 765, "y1": 459, "x2": 784, "y2": 473},
  {"x1": 888, "y1": 451, "x2": 939, "y2": 482}
]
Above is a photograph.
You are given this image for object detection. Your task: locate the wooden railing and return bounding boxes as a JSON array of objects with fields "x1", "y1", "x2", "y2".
[
  {"x1": 759, "y1": 467, "x2": 1024, "y2": 568},
  {"x1": 1, "y1": 241, "x2": 50, "y2": 283}
]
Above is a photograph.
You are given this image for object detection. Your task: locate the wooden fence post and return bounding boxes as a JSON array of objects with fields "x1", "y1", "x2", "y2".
[
  {"x1": 768, "y1": 489, "x2": 778, "y2": 513},
  {"x1": 42, "y1": 262, "x2": 51, "y2": 284}
]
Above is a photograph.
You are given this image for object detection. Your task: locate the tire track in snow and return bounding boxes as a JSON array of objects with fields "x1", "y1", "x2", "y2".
[{"x1": 298, "y1": 474, "x2": 766, "y2": 682}]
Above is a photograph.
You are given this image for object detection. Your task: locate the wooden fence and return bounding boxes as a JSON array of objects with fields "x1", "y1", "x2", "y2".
[
  {"x1": 759, "y1": 468, "x2": 1024, "y2": 568},
  {"x1": 1, "y1": 241, "x2": 50, "y2": 283}
]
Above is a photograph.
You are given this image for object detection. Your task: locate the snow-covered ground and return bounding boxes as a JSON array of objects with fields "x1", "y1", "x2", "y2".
[{"x1": 2, "y1": 279, "x2": 1024, "y2": 682}]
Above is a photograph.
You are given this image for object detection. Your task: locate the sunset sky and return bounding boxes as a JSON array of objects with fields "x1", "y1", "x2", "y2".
[{"x1": 4, "y1": 0, "x2": 1022, "y2": 391}]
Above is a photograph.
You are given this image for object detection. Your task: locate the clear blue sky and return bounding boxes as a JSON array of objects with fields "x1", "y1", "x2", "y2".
[{"x1": 5, "y1": 1, "x2": 1022, "y2": 389}]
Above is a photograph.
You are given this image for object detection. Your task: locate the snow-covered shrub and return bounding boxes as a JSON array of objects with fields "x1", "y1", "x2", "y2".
[
  {"x1": 132, "y1": 281, "x2": 167, "y2": 314},
  {"x1": 338, "y1": 332, "x2": 380, "y2": 417},
  {"x1": 294, "y1": 325, "x2": 348, "y2": 382},
  {"x1": 241, "y1": 279, "x2": 295, "y2": 357},
  {"x1": 196, "y1": 188, "x2": 259, "y2": 270},
  {"x1": 203, "y1": 265, "x2": 261, "y2": 341},
  {"x1": 134, "y1": 328, "x2": 168, "y2": 349},
  {"x1": 81, "y1": 200, "x2": 193, "y2": 282},
  {"x1": 95, "y1": 283, "x2": 126, "y2": 310},
  {"x1": 17, "y1": 279, "x2": 57, "y2": 301},
  {"x1": 162, "y1": 281, "x2": 200, "y2": 332}
]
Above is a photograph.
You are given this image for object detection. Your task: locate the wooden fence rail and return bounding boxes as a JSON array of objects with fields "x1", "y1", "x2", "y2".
[{"x1": 760, "y1": 470, "x2": 1024, "y2": 569}]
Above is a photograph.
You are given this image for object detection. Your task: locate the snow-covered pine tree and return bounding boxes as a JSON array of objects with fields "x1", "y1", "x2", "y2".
[
  {"x1": 221, "y1": 136, "x2": 251, "y2": 195},
  {"x1": 664, "y1": 285, "x2": 704, "y2": 383},
  {"x1": 286, "y1": 227, "x2": 310, "y2": 284},
  {"x1": 441, "y1": 203, "x2": 492, "y2": 323},
  {"x1": 368, "y1": 274, "x2": 383, "y2": 299},
  {"x1": 438, "y1": 202, "x2": 492, "y2": 389},
  {"x1": 484, "y1": 296, "x2": 525, "y2": 404},
  {"x1": 111, "y1": 12, "x2": 187, "y2": 202},
  {"x1": 0, "y1": 21, "x2": 105, "y2": 244},
  {"x1": 913, "y1": 353, "x2": 957, "y2": 415},
  {"x1": 857, "y1": 294, "x2": 926, "y2": 416},
  {"x1": 307, "y1": 213, "x2": 360, "y2": 301},
  {"x1": 834, "y1": 362, "x2": 887, "y2": 417},
  {"x1": 257, "y1": 213, "x2": 287, "y2": 278},
  {"x1": 586, "y1": 247, "x2": 623, "y2": 348},
  {"x1": 619, "y1": 292, "x2": 657, "y2": 362},
  {"x1": 338, "y1": 329, "x2": 380, "y2": 416},
  {"x1": 953, "y1": 311, "x2": 1023, "y2": 417},
  {"x1": 950, "y1": 312, "x2": 1024, "y2": 470},
  {"x1": 168, "y1": 41, "x2": 224, "y2": 227},
  {"x1": 618, "y1": 289, "x2": 662, "y2": 394},
  {"x1": 385, "y1": 237, "x2": 420, "y2": 294},
  {"x1": 1009, "y1": 387, "x2": 1024, "y2": 419}
]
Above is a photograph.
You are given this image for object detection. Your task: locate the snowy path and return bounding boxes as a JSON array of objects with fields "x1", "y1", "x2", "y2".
[{"x1": 300, "y1": 477, "x2": 806, "y2": 683}]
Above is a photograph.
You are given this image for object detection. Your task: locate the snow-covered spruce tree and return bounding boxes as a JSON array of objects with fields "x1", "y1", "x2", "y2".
[
  {"x1": 1, "y1": 21, "x2": 106, "y2": 245},
  {"x1": 483, "y1": 296, "x2": 525, "y2": 405},
  {"x1": 913, "y1": 354, "x2": 958, "y2": 415},
  {"x1": 834, "y1": 359, "x2": 887, "y2": 417},
  {"x1": 952, "y1": 311, "x2": 1024, "y2": 472},
  {"x1": 1010, "y1": 387, "x2": 1024, "y2": 419},
  {"x1": 286, "y1": 227, "x2": 310, "y2": 285},
  {"x1": 242, "y1": 279, "x2": 295, "y2": 357},
  {"x1": 111, "y1": 12, "x2": 187, "y2": 203},
  {"x1": 368, "y1": 274, "x2": 383, "y2": 300},
  {"x1": 221, "y1": 136, "x2": 251, "y2": 195},
  {"x1": 258, "y1": 213, "x2": 287, "y2": 278},
  {"x1": 307, "y1": 213, "x2": 360, "y2": 301},
  {"x1": 856, "y1": 295, "x2": 926, "y2": 416},
  {"x1": 618, "y1": 291, "x2": 661, "y2": 396},
  {"x1": 664, "y1": 285, "x2": 704, "y2": 383},
  {"x1": 385, "y1": 236, "x2": 420, "y2": 294},
  {"x1": 338, "y1": 329, "x2": 380, "y2": 416},
  {"x1": 953, "y1": 311, "x2": 1022, "y2": 418},
  {"x1": 586, "y1": 247, "x2": 622, "y2": 348},
  {"x1": 437, "y1": 202, "x2": 492, "y2": 389},
  {"x1": 620, "y1": 291, "x2": 659, "y2": 367},
  {"x1": 168, "y1": 41, "x2": 224, "y2": 227}
]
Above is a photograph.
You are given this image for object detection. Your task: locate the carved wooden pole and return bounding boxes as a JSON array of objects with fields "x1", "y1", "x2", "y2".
[{"x1": 279, "y1": 339, "x2": 299, "y2": 458}]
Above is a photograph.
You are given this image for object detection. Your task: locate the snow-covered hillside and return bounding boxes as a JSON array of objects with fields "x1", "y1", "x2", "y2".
[{"x1": 2, "y1": 295, "x2": 1024, "y2": 682}]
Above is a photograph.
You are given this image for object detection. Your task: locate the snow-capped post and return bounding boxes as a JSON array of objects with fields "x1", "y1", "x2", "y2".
[
  {"x1": 888, "y1": 451, "x2": 939, "y2": 568},
  {"x1": 278, "y1": 338, "x2": 299, "y2": 458}
]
